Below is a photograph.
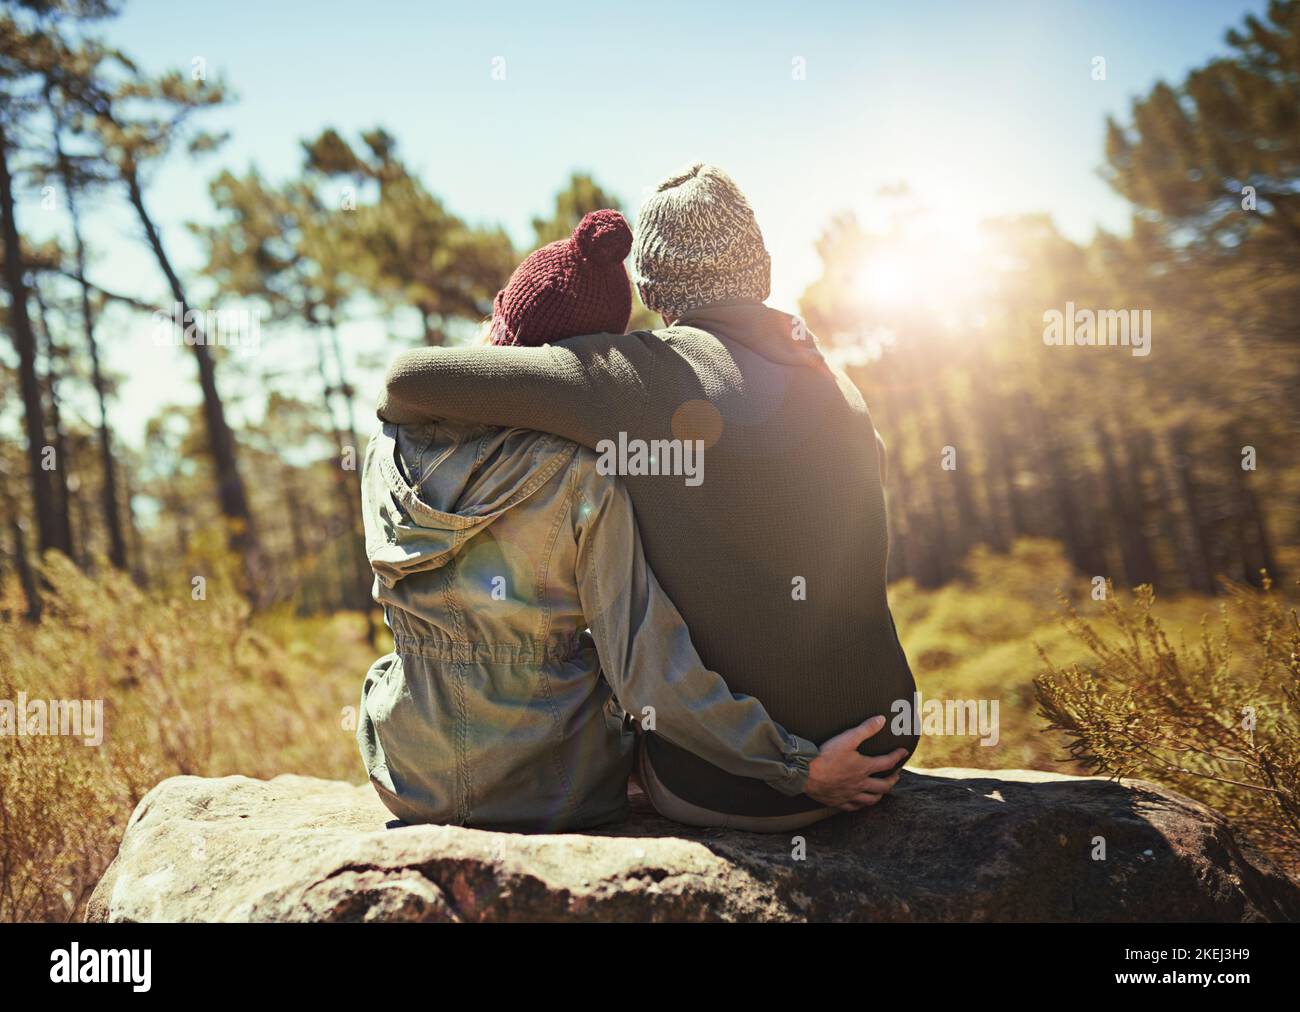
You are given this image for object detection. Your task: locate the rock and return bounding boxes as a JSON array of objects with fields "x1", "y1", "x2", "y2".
[{"x1": 86, "y1": 767, "x2": 1300, "y2": 923}]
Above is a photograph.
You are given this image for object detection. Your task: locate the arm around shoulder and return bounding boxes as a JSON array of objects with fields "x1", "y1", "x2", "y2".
[{"x1": 376, "y1": 332, "x2": 660, "y2": 449}]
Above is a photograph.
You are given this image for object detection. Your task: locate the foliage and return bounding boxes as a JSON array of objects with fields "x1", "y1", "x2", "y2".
[
  {"x1": 1035, "y1": 577, "x2": 1300, "y2": 873},
  {"x1": 302, "y1": 127, "x2": 515, "y2": 344},
  {"x1": 1103, "y1": 0, "x2": 1300, "y2": 259}
]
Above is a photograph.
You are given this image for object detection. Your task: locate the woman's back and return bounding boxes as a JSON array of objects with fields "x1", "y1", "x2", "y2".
[{"x1": 358, "y1": 420, "x2": 634, "y2": 831}]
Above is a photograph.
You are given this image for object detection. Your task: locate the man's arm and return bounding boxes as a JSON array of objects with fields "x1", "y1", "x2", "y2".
[
  {"x1": 571, "y1": 455, "x2": 819, "y2": 796},
  {"x1": 378, "y1": 332, "x2": 662, "y2": 450},
  {"x1": 569, "y1": 454, "x2": 909, "y2": 809}
]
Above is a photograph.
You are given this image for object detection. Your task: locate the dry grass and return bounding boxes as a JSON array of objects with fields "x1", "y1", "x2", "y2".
[
  {"x1": 0, "y1": 551, "x2": 382, "y2": 922},
  {"x1": 892, "y1": 538, "x2": 1298, "y2": 872},
  {"x1": 889, "y1": 539, "x2": 1249, "y2": 773},
  {"x1": 2, "y1": 536, "x2": 1292, "y2": 920}
]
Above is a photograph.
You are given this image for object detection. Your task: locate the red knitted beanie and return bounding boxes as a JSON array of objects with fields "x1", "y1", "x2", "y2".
[{"x1": 490, "y1": 209, "x2": 634, "y2": 347}]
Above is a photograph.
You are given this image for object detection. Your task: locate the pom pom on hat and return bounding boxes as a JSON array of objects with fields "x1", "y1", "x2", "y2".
[{"x1": 574, "y1": 209, "x2": 633, "y2": 265}]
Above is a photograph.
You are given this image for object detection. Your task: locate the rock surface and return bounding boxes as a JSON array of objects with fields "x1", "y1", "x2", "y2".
[{"x1": 87, "y1": 767, "x2": 1300, "y2": 922}]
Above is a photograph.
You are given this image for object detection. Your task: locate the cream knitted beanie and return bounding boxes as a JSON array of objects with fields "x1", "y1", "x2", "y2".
[{"x1": 632, "y1": 163, "x2": 771, "y2": 319}]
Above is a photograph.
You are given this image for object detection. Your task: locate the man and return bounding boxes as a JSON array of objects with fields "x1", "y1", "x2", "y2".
[{"x1": 378, "y1": 163, "x2": 918, "y2": 829}]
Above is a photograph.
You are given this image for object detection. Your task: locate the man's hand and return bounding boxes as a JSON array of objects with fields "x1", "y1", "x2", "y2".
[{"x1": 804, "y1": 715, "x2": 907, "y2": 811}]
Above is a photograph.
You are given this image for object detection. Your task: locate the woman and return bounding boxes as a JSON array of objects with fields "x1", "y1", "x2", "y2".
[{"x1": 357, "y1": 211, "x2": 836, "y2": 832}]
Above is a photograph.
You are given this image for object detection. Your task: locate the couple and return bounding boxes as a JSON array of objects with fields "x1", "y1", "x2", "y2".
[{"x1": 357, "y1": 163, "x2": 919, "y2": 833}]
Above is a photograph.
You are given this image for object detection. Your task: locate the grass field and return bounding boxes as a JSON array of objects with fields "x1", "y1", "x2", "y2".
[{"x1": 1, "y1": 540, "x2": 1291, "y2": 920}]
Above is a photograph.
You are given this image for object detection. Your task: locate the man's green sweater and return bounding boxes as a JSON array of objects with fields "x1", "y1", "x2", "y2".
[{"x1": 377, "y1": 301, "x2": 918, "y2": 816}]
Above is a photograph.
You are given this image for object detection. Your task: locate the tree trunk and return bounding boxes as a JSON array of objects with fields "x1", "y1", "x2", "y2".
[
  {"x1": 328, "y1": 316, "x2": 378, "y2": 647},
  {"x1": 9, "y1": 515, "x2": 41, "y2": 623},
  {"x1": 863, "y1": 368, "x2": 914, "y2": 584},
  {"x1": 327, "y1": 316, "x2": 361, "y2": 459},
  {"x1": 311, "y1": 319, "x2": 370, "y2": 620},
  {"x1": 419, "y1": 305, "x2": 445, "y2": 346},
  {"x1": 971, "y1": 370, "x2": 1022, "y2": 550},
  {"x1": 56, "y1": 124, "x2": 128, "y2": 570},
  {"x1": 31, "y1": 281, "x2": 77, "y2": 563},
  {"x1": 932, "y1": 384, "x2": 988, "y2": 553},
  {"x1": 279, "y1": 467, "x2": 313, "y2": 614},
  {"x1": 0, "y1": 122, "x2": 69, "y2": 559},
  {"x1": 124, "y1": 165, "x2": 259, "y2": 570},
  {"x1": 1162, "y1": 427, "x2": 1217, "y2": 595},
  {"x1": 1023, "y1": 394, "x2": 1107, "y2": 577},
  {"x1": 904, "y1": 356, "x2": 955, "y2": 584},
  {"x1": 1227, "y1": 430, "x2": 1280, "y2": 587},
  {"x1": 1097, "y1": 424, "x2": 1159, "y2": 588},
  {"x1": 122, "y1": 466, "x2": 149, "y2": 587},
  {"x1": 1123, "y1": 428, "x2": 1166, "y2": 588}
]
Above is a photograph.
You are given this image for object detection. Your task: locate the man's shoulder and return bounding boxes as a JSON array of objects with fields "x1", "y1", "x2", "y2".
[{"x1": 553, "y1": 328, "x2": 672, "y2": 355}]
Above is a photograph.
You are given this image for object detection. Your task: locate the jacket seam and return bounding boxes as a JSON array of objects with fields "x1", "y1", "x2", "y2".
[
  {"x1": 531, "y1": 458, "x2": 572, "y2": 643},
  {"x1": 389, "y1": 632, "x2": 581, "y2": 663},
  {"x1": 440, "y1": 536, "x2": 473, "y2": 825},
  {"x1": 532, "y1": 469, "x2": 581, "y2": 823}
]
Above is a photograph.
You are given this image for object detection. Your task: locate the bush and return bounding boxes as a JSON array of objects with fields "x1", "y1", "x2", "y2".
[{"x1": 1035, "y1": 578, "x2": 1300, "y2": 874}]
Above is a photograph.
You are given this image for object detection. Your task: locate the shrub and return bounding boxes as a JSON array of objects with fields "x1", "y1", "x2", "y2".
[{"x1": 1035, "y1": 578, "x2": 1300, "y2": 874}]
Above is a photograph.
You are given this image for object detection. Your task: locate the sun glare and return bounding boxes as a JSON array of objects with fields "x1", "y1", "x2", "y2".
[
  {"x1": 855, "y1": 258, "x2": 915, "y2": 307},
  {"x1": 851, "y1": 225, "x2": 996, "y2": 326}
]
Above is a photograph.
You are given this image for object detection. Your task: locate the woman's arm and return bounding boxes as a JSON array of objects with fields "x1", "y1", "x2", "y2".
[{"x1": 570, "y1": 453, "x2": 819, "y2": 796}]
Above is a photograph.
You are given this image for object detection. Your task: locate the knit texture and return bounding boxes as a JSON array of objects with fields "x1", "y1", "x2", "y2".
[
  {"x1": 491, "y1": 209, "x2": 633, "y2": 347},
  {"x1": 632, "y1": 163, "x2": 771, "y2": 319}
]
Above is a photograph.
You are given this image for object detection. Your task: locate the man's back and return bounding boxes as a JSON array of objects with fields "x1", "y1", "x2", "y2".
[
  {"x1": 379, "y1": 302, "x2": 919, "y2": 816},
  {"x1": 612, "y1": 304, "x2": 918, "y2": 814}
]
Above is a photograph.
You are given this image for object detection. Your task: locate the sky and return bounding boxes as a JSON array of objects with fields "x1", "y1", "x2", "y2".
[{"x1": 12, "y1": 0, "x2": 1268, "y2": 450}]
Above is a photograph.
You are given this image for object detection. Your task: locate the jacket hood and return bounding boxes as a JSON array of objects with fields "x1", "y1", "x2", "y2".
[
  {"x1": 674, "y1": 302, "x2": 827, "y2": 368},
  {"x1": 364, "y1": 422, "x2": 576, "y2": 588}
]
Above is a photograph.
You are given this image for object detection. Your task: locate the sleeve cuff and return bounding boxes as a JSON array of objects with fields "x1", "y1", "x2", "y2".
[{"x1": 768, "y1": 733, "x2": 820, "y2": 796}]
